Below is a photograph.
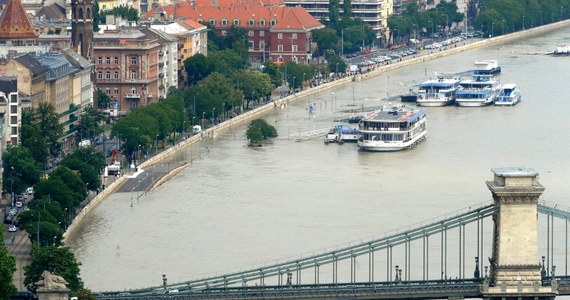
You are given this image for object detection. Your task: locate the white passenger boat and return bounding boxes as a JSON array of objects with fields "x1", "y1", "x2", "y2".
[
  {"x1": 416, "y1": 75, "x2": 461, "y2": 107},
  {"x1": 494, "y1": 83, "x2": 521, "y2": 106},
  {"x1": 553, "y1": 45, "x2": 570, "y2": 55},
  {"x1": 324, "y1": 124, "x2": 360, "y2": 144},
  {"x1": 473, "y1": 60, "x2": 501, "y2": 75},
  {"x1": 357, "y1": 106, "x2": 427, "y2": 152},
  {"x1": 455, "y1": 74, "x2": 500, "y2": 107}
]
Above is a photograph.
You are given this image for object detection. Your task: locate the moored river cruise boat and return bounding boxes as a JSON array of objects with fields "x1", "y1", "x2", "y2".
[
  {"x1": 494, "y1": 83, "x2": 522, "y2": 106},
  {"x1": 455, "y1": 74, "x2": 500, "y2": 107},
  {"x1": 473, "y1": 60, "x2": 501, "y2": 75},
  {"x1": 357, "y1": 107, "x2": 427, "y2": 152},
  {"x1": 416, "y1": 74, "x2": 461, "y2": 107}
]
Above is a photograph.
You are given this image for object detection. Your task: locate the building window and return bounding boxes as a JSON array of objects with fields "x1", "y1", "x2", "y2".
[
  {"x1": 114, "y1": 71, "x2": 119, "y2": 79},
  {"x1": 98, "y1": 57, "x2": 102, "y2": 64},
  {"x1": 97, "y1": 72, "x2": 102, "y2": 79},
  {"x1": 249, "y1": 41, "x2": 254, "y2": 49},
  {"x1": 114, "y1": 88, "x2": 119, "y2": 94},
  {"x1": 278, "y1": 33, "x2": 283, "y2": 39},
  {"x1": 292, "y1": 45, "x2": 298, "y2": 52},
  {"x1": 248, "y1": 30, "x2": 254, "y2": 37},
  {"x1": 221, "y1": 30, "x2": 227, "y2": 36},
  {"x1": 131, "y1": 71, "x2": 137, "y2": 80},
  {"x1": 131, "y1": 56, "x2": 137, "y2": 65},
  {"x1": 260, "y1": 41, "x2": 265, "y2": 50},
  {"x1": 277, "y1": 44, "x2": 283, "y2": 52},
  {"x1": 106, "y1": 88, "x2": 111, "y2": 94},
  {"x1": 270, "y1": 19, "x2": 276, "y2": 26},
  {"x1": 233, "y1": 19, "x2": 240, "y2": 26},
  {"x1": 292, "y1": 33, "x2": 297, "y2": 39},
  {"x1": 10, "y1": 105, "x2": 17, "y2": 113},
  {"x1": 209, "y1": 19, "x2": 215, "y2": 26},
  {"x1": 114, "y1": 56, "x2": 119, "y2": 64},
  {"x1": 248, "y1": 19, "x2": 254, "y2": 26},
  {"x1": 131, "y1": 87, "x2": 137, "y2": 94},
  {"x1": 221, "y1": 19, "x2": 228, "y2": 26},
  {"x1": 105, "y1": 72, "x2": 111, "y2": 79},
  {"x1": 10, "y1": 116, "x2": 17, "y2": 125},
  {"x1": 260, "y1": 19, "x2": 265, "y2": 26},
  {"x1": 10, "y1": 94, "x2": 16, "y2": 103},
  {"x1": 106, "y1": 56, "x2": 111, "y2": 64},
  {"x1": 260, "y1": 31, "x2": 264, "y2": 37}
]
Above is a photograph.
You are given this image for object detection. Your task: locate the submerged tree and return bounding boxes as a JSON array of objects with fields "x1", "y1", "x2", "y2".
[{"x1": 246, "y1": 119, "x2": 277, "y2": 145}]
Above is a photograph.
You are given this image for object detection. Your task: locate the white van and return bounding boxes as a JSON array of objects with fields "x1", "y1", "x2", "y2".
[{"x1": 25, "y1": 187, "x2": 33, "y2": 195}]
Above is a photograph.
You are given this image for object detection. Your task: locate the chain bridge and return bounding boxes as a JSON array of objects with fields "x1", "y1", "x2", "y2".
[{"x1": 97, "y1": 168, "x2": 570, "y2": 299}]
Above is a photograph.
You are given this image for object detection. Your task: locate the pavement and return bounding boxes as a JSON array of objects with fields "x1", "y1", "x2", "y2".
[{"x1": 2, "y1": 199, "x2": 32, "y2": 292}]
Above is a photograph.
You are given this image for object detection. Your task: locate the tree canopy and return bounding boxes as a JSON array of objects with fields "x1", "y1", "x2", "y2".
[
  {"x1": 24, "y1": 246, "x2": 83, "y2": 294},
  {"x1": 0, "y1": 230, "x2": 17, "y2": 300}
]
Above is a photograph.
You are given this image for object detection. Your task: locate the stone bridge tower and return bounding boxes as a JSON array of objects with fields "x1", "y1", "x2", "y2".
[{"x1": 483, "y1": 167, "x2": 557, "y2": 299}]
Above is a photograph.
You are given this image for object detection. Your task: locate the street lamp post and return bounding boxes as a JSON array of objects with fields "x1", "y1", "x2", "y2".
[
  {"x1": 292, "y1": 76, "x2": 296, "y2": 93},
  {"x1": 335, "y1": 63, "x2": 339, "y2": 76},
  {"x1": 502, "y1": 19, "x2": 505, "y2": 35},
  {"x1": 523, "y1": 15, "x2": 525, "y2": 30},
  {"x1": 491, "y1": 22, "x2": 494, "y2": 37},
  {"x1": 155, "y1": 135, "x2": 159, "y2": 154},
  {"x1": 10, "y1": 166, "x2": 14, "y2": 207},
  {"x1": 53, "y1": 236, "x2": 57, "y2": 246},
  {"x1": 212, "y1": 108, "x2": 215, "y2": 124},
  {"x1": 302, "y1": 73, "x2": 305, "y2": 91},
  {"x1": 183, "y1": 121, "x2": 186, "y2": 138},
  {"x1": 202, "y1": 112, "x2": 205, "y2": 128},
  {"x1": 341, "y1": 28, "x2": 346, "y2": 58}
]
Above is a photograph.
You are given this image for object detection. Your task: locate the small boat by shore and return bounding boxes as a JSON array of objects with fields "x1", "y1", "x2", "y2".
[
  {"x1": 473, "y1": 60, "x2": 501, "y2": 75},
  {"x1": 552, "y1": 45, "x2": 570, "y2": 55},
  {"x1": 324, "y1": 124, "x2": 360, "y2": 144},
  {"x1": 416, "y1": 74, "x2": 461, "y2": 107},
  {"x1": 494, "y1": 83, "x2": 521, "y2": 106},
  {"x1": 455, "y1": 74, "x2": 500, "y2": 107},
  {"x1": 357, "y1": 106, "x2": 427, "y2": 152}
]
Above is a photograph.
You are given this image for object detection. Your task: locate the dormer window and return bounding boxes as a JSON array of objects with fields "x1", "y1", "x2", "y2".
[
  {"x1": 209, "y1": 19, "x2": 216, "y2": 26},
  {"x1": 221, "y1": 19, "x2": 228, "y2": 26},
  {"x1": 197, "y1": 18, "x2": 203, "y2": 23},
  {"x1": 260, "y1": 19, "x2": 266, "y2": 26},
  {"x1": 270, "y1": 19, "x2": 276, "y2": 26},
  {"x1": 233, "y1": 18, "x2": 240, "y2": 26},
  {"x1": 248, "y1": 18, "x2": 255, "y2": 26}
]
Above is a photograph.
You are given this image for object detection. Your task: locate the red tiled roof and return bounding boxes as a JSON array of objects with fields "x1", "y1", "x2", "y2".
[
  {"x1": 149, "y1": 1, "x2": 322, "y2": 31},
  {"x1": 0, "y1": 0, "x2": 38, "y2": 39},
  {"x1": 192, "y1": 0, "x2": 284, "y2": 6},
  {"x1": 183, "y1": 18, "x2": 207, "y2": 30}
]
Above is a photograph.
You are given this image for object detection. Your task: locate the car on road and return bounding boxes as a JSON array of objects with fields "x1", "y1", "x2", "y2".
[
  {"x1": 8, "y1": 224, "x2": 17, "y2": 232},
  {"x1": 15, "y1": 201, "x2": 23, "y2": 208}
]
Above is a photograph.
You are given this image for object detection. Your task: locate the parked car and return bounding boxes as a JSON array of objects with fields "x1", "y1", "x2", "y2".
[
  {"x1": 15, "y1": 201, "x2": 23, "y2": 208},
  {"x1": 8, "y1": 224, "x2": 17, "y2": 232}
]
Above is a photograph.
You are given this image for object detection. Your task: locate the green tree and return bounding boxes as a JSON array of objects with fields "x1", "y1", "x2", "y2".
[
  {"x1": 100, "y1": 5, "x2": 139, "y2": 22},
  {"x1": 209, "y1": 49, "x2": 249, "y2": 75},
  {"x1": 76, "y1": 288, "x2": 97, "y2": 300},
  {"x1": 97, "y1": 88, "x2": 111, "y2": 110},
  {"x1": 2, "y1": 145, "x2": 41, "y2": 195},
  {"x1": 77, "y1": 105, "x2": 104, "y2": 142},
  {"x1": 36, "y1": 102, "x2": 63, "y2": 157},
  {"x1": 230, "y1": 69, "x2": 273, "y2": 109},
  {"x1": 64, "y1": 147, "x2": 106, "y2": 174},
  {"x1": 261, "y1": 61, "x2": 283, "y2": 88},
  {"x1": 0, "y1": 230, "x2": 17, "y2": 300},
  {"x1": 312, "y1": 28, "x2": 340, "y2": 58},
  {"x1": 93, "y1": 0, "x2": 101, "y2": 32},
  {"x1": 329, "y1": 0, "x2": 340, "y2": 25},
  {"x1": 342, "y1": 0, "x2": 352, "y2": 20},
  {"x1": 184, "y1": 53, "x2": 213, "y2": 86},
  {"x1": 24, "y1": 246, "x2": 83, "y2": 293},
  {"x1": 246, "y1": 119, "x2": 277, "y2": 144}
]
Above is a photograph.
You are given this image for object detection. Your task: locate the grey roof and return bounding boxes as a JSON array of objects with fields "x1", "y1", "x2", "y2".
[
  {"x1": 14, "y1": 53, "x2": 49, "y2": 75},
  {"x1": 36, "y1": 3, "x2": 66, "y2": 20},
  {"x1": 140, "y1": 27, "x2": 178, "y2": 43},
  {"x1": 491, "y1": 167, "x2": 539, "y2": 177},
  {"x1": 61, "y1": 47, "x2": 93, "y2": 69},
  {"x1": 32, "y1": 53, "x2": 79, "y2": 81}
]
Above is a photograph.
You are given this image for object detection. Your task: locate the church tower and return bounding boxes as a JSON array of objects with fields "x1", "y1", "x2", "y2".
[{"x1": 71, "y1": 0, "x2": 94, "y2": 61}]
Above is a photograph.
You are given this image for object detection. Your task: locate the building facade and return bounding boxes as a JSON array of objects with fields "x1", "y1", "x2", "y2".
[
  {"x1": 0, "y1": 76, "x2": 20, "y2": 146},
  {"x1": 71, "y1": 0, "x2": 94, "y2": 60},
  {"x1": 93, "y1": 28, "x2": 160, "y2": 116},
  {"x1": 148, "y1": 0, "x2": 324, "y2": 64},
  {"x1": 150, "y1": 20, "x2": 207, "y2": 88},
  {"x1": 139, "y1": 27, "x2": 179, "y2": 100}
]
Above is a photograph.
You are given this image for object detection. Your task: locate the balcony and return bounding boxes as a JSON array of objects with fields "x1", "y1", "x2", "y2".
[
  {"x1": 159, "y1": 73, "x2": 165, "y2": 78},
  {"x1": 159, "y1": 51, "x2": 165, "y2": 56},
  {"x1": 159, "y1": 62, "x2": 165, "y2": 68},
  {"x1": 125, "y1": 93, "x2": 141, "y2": 99}
]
